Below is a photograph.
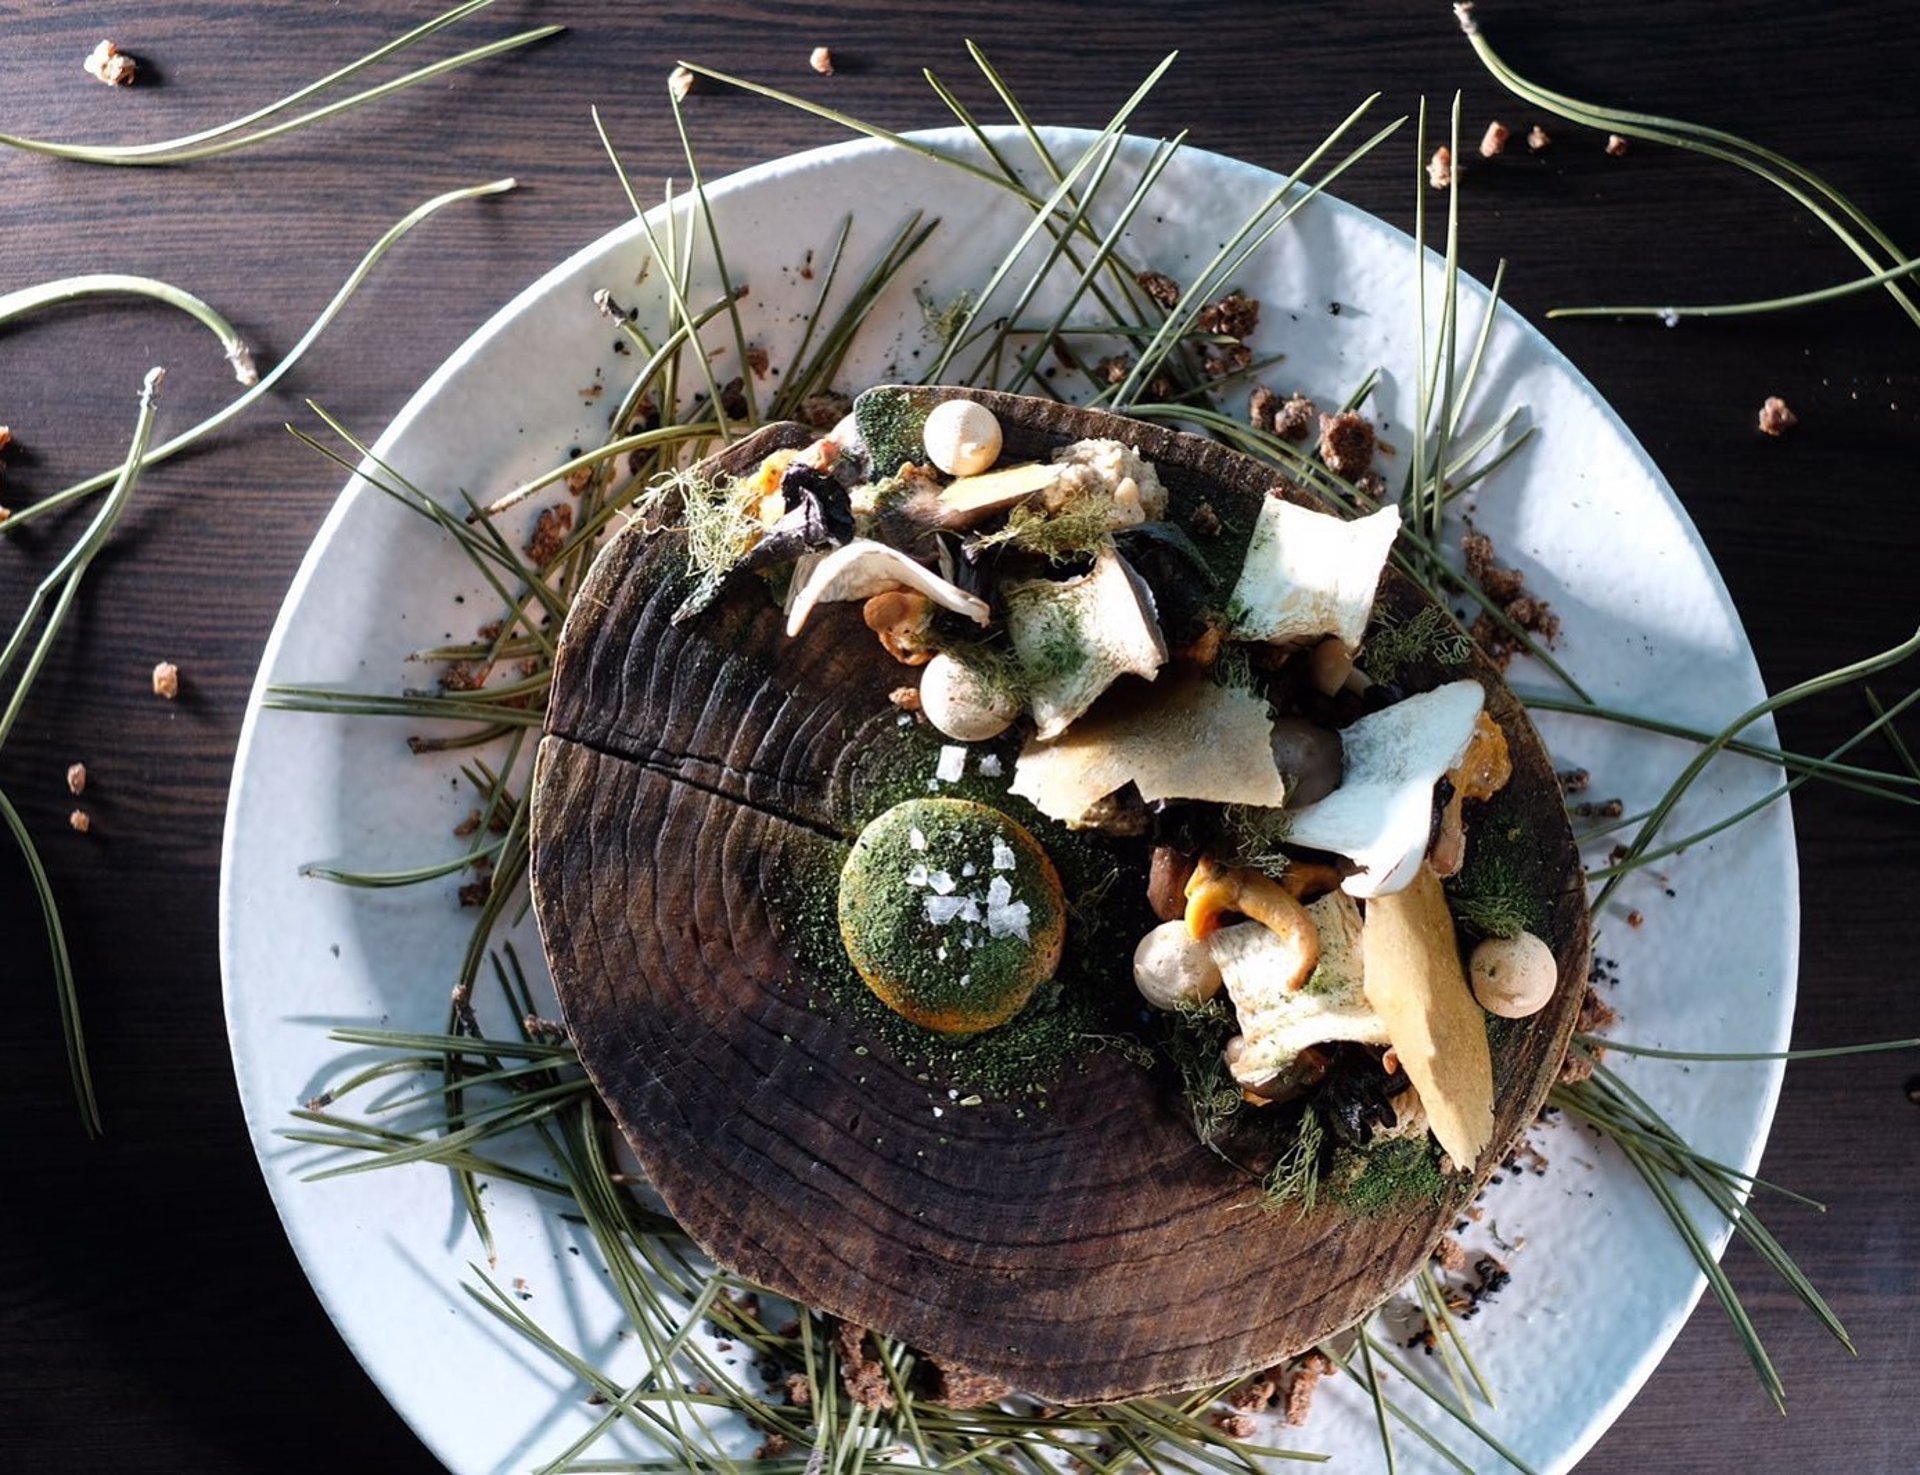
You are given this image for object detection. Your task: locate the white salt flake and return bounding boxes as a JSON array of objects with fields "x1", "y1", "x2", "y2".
[
  {"x1": 932, "y1": 1106, "x2": 944, "y2": 1118},
  {"x1": 905, "y1": 862, "x2": 930, "y2": 888},
  {"x1": 986, "y1": 877, "x2": 1014, "y2": 907},
  {"x1": 928, "y1": 869, "x2": 957, "y2": 895},
  {"x1": 948, "y1": 1088, "x2": 960, "y2": 1100},
  {"x1": 961, "y1": 861, "x2": 977, "y2": 877},
  {"x1": 924, "y1": 895, "x2": 971, "y2": 925},
  {"x1": 909, "y1": 827, "x2": 928, "y2": 852},
  {"x1": 934, "y1": 745, "x2": 968, "y2": 783},
  {"x1": 897, "y1": 713, "x2": 914, "y2": 726},
  {"x1": 959, "y1": 973, "x2": 971, "y2": 988},
  {"x1": 991, "y1": 837, "x2": 1018, "y2": 872},
  {"x1": 978, "y1": 754, "x2": 1004, "y2": 777},
  {"x1": 983, "y1": 876, "x2": 1031, "y2": 942}
]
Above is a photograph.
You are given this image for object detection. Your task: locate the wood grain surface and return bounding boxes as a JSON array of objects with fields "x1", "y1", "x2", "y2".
[
  {"x1": 527, "y1": 394, "x2": 1589, "y2": 1401},
  {"x1": 1, "y1": 1, "x2": 1915, "y2": 1470}
]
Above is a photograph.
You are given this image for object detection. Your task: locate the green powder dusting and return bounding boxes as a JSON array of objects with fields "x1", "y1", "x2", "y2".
[
  {"x1": 855, "y1": 386, "x2": 938, "y2": 476},
  {"x1": 1325, "y1": 1136, "x2": 1458, "y2": 1218}
]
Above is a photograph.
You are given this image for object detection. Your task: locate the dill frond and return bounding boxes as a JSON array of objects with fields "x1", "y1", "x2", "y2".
[
  {"x1": 969, "y1": 497, "x2": 1115, "y2": 563},
  {"x1": 1361, "y1": 604, "x2": 1473, "y2": 685},
  {"x1": 1163, "y1": 999, "x2": 1242, "y2": 1149},
  {"x1": 1445, "y1": 849, "x2": 1547, "y2": 940},
  {"x1": 1259, "y1": 1107, "x2": 1326, "y2": 1218},
  {"x1": 1219, "y1": 804, "x2": 1293, "y2": 877}
]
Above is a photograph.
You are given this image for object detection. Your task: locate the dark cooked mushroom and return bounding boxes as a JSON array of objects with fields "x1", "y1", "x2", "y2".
[
  {"x1": 1317, "y1": 1047, "x2": 1413, "y2": 1146},
  {"x1": 736, "y1": 462, "x2": 854, "y2": 574},
  {"x1": 1270, "y1": 718, "x2": 1343, "y2": 808}
]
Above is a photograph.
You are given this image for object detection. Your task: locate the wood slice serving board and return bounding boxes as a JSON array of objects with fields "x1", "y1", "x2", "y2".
[{"x1": 528, "y1": 389, "x2": 1589, "y2": 1403}]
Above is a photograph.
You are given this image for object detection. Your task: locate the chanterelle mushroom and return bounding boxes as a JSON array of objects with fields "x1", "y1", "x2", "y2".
[
  {"x1": 1226, "y1": 499, "x2": 1400, "y2": 650},
  {"x1": 785, "y1": 538, "x2": 989, "y2": 637},
  {"x1": 1283, "y1": 680, "x2": 1487, "y2": 897},
  {"x1": 1003, "y1": 549, "x2": 1166, "y2": 739}
]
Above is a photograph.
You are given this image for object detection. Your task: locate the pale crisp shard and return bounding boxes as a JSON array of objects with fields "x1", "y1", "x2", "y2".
[
  {"x1": 1284, "y1": 680, "x2": 1486, "y2": 898},
  {"x1": 1361, "y1": 864, "x2": 1494, "y2": 1169},
  {"x1": 1009, "y1": 669, "x2": 1285, "y2": 824},
  {"x1": 784, "y1": 538, "x2": 989, "y2": 637},
  {"x1": 936, "y1": 461, "x2": 1058, "y2": 524},
  {"x1": 934, "y1": 745, "x2": 968, "y2": 784},
  {"x1": 1209, "y1": 897, "x2": 1388, "y2": 1090},
  {"x1": 1004, "y1": 549, "x2": 1167, "y2": 739},
  {"x1": 1226, "y1": 498, "x2": 1401, "y2": 649}
]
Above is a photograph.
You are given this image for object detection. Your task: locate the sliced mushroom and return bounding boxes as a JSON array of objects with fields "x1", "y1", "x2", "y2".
[
  {"x1": 785, "y1": 538, "x2": 990, "y2": 638},
  {"x1": 1282, "y1": 679, "x2": 1487, "y2": 898},
  {"x1": 1003, "y1": 549, "x2": 1166, "y2": 739},
  {"x1": 1226, "y1": 499, "x2": 1401, "y2": 650},
  {"x1": 1207, "y1": 906, "x2": 1388, "y2": 1095},
  {"x1": 1008, "y1": 668, "x2": 1283, "y2": 824},
  {"x1": 936, "y1": 461, "x2": 1058, "y2": 525}
]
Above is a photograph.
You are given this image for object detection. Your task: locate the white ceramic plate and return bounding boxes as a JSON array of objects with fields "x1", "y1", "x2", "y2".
[{"x1": 221, "y1": 127, "x2": 1796, "y2": 1474}]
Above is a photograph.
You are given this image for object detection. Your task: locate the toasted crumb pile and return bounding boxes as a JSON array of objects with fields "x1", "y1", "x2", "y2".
[
  {"x1": 1461, "y1": 528, "x2": 1559, "y2": 668},
  {"x1": 834, "y1": 1321, "x2": 896, "y2": 1411},
  {"x1": 151, "y1": 660, "x2": 180, "y2": 700},
  {"x1": 85, "y1": 40, "x2": 137, "y2": 87},
  {"x1": 1427, "y1": 145, "x2": 1454, "y2": 190},
  {"x1": 1479, "y1": 120, "x2": 1510, "y2": 158},
  {"x1": 1758, "y1": 395, "x2": 1798, "y2": 436},
  {"x1": 810, "y1": 46, "x2": 834, "y2": 75}
]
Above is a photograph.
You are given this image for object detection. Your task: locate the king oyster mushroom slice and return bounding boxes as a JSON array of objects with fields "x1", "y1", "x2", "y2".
[
  {"x1": 1009, "y1": 667, "x2": 1284, "y2": 824},
  {"x1": 1226, "y1": 499, "x2": 1401, "y2": 650},
  {"x1": 1283, "y1": 679, "x2": 1487, "y2": 898},
  {"x1": 784, "y1": 538, "x2": 989, "y2": 638},
  {"x1": 1208, "y1": 892, "x2": 1388, "y2": 1093},
  {"x1": 1003, "y1": 548, "x2": 1167, "y2": 740}
]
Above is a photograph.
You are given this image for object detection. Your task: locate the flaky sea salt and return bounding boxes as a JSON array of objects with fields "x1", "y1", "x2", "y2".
[
  {"x1": 977, "y1": 754, "x2": 1003, "y2": 777},
  {"x1": 928, "y1": 870, "x2": 956, "y2": 895},
  {"x1": 983, "y1": 875, "x2": 1031, "y2": 941},
  {"x1": 909, "y1": 827, "x2": 928, "y2": 852},
  {"x1": 905, "y1": 862, "x2": 930, "y2": 888},
  {"x1": 991, "y1": 837, "x2": 1017, "y2": 872},
  {"x1": 934, "y1": 745, "x2": 968, "y2": 783}
]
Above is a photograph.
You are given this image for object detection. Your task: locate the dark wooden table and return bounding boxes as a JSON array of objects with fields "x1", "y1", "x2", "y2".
[{"x1": 2, "y1": 3, "x2": 1915, "y2": 1470}]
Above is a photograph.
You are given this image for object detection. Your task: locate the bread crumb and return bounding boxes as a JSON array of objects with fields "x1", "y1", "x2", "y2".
[
  {"x1": 1758, "y1": 396, "x2": 1798, "y2": 436},
  {"x1": 782, "y1": 1371, "x2": 812, "y2": 1407},
  {"x1": 1214, "y1": 1413, "x2": 1259, "y2": 1440},
  {"x1": 1273, "y1": 393, "x2": 1317, "y2": 444},
  {"x1": 1527, "y1": 124, "x2": 1551, "y2": 152},
  {"x1": 669, "y1": 65, "x2": 695, "y2": 102},
  {"x1": 833, "y1": 1322, "x2": 895, "y2": 1411},
  {"x1": 84, "y1": 40, "x2": 137, "y2": 87},
  {"x1": 1427, "y1": 145, "x2": 1454, "y2": 190},
  {"x1": 889, "y1": 685, "x2": 922, "y2": 714},
  {"x1": 810, "y1": 46, "x2": 834, "y2": 75},
  {"x1": 1197, "y1": 292, "x2": 1259, "y2": 340},
  {"x1": 1479, "y1": 120, "x2": 1510, "y2": 158},
  {"x1": 754, "y1": 1434, "x2": 792, "y2": 1460},
  {"x1": 1228, "y1": 1374, "x2": 1277, "y2": 1412},
  {"x1": 525, "y1": 503, "x2": 574, "y2": 567},
  {"x1": 151, "y1": 661, "x2": 180, "y2": 700},
  {"x1": 926, "y1": 1360, "x2": 1012, "y2": 1409},
  {"x1": 1318, "y1": 411, "x2": 1377, "y2": 480},
  {"x1": 66, "y1": 762, "x2": 87, "y2": 796},
  {"x1": 1605, "y1": 134, "x2": 1629, "y2": 157},
  {"x1": 1433, "y1": 1234, "x2": 1469, "y2": 1272},
  {"x1": 1135, "y1": 270, "x2": 1181, "y2": 311},
  {"x1": 1283, "y1": 1351, "x2": 1335, "y2": 1426},
  {"x1": 69, "y1": 809, "x2": 91, "y2": 834}
]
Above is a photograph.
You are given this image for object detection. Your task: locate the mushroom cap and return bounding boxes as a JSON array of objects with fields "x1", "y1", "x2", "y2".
[
  {"x1": 837, "y1": 798, "x2": 1066, "y2": 1035},
  {"x1": 1469, "y1": 930, "x2": 1558, "y2": 1019},
  {"x1": 785, "y1": 538, "x2": 990, "y2": 637},
  {"x1": 922, "y1": 398, "x2": 1004, "y2": 477},
  {"x1": 1004, "y1": 548, "x2": 1167, "y2": 739},
  {"x1": 919, "y1": 651, "x2": 1021, "y2": 741},
  {"x1": 1132, "y1": 920, "x2": 1224, "y2": 1011},
  {"x1": 1226, "y1": 499, "x2": 1400, "y2": 649}
]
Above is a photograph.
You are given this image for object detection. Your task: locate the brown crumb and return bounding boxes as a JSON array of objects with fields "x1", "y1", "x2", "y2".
[
  {"x1": 1273, "y1": 393, "x2": 1316, "y2": 443},
  {"x1": 0, "y1": 426, "x2": 13, "y2": 453},
  {"x1": 151, "y1": 661, "x2": 180, "y2": 700},
  {"x1": 0, "y1": 508, "x2": 10, "y2": 526},
  {"x1": 1462, "y1": 526, "x2": 1559, "y2": 667},
  {"x1": 1758, "y1": 396, "x2": 1798, "y2": 436},
  {"x1": 1626, "y1": 908, "x2": 1644, "y2": 928},
  {"x1": 782, "y1": 1371, "x2": 812, "y2": 1408},
  {"x1": 1189, "y1": 500, "x2": 1221, "y2": 537},
  {"x1": 720, "y1": 376, "x2": 749, "y2": 420},
  {"x1": 1571, "y1": 797, "x2": 1624, "y2": 819},
  {"x1": 833, "y1": 1322, "x2": 895, "y2": 1411},
  {"x1": 458, "y1": 879, "x2": 491, "y2": 907},
  {"x1": 746, "y1": 345, "x2": 771, "y2": 381},
  {"x1": 1557, "y1": 766, "x2": 1590, "y2": 795},
  {"x1": 525, "y1": 503, "x2": 574, "y2": 568},
  {"x1": 68, "y1": 809, "x2": 91, "y2": 834},
  {"x1": 1433, "y1": 1234, "x2": 1469, "y2": 1273},
  {"x1": 84, "y1": 40, "x2": 137, "y2": 87},
  {"x1": 1318, "y1": 411, "x2": 1377, "y2": 480},
  {"x1": 926, "y1": 1360, "x2": 1012, "y2": 1409},
  {"x1": 1135, "y1": 270, "x2": 1181, "y2": 311},
  {"x1": 669, "y1": 65, "x2": 695, "y2": 102},
  {"x1": 800, "y1": 391, "x2": 851, "y2": 429},
  {"x1": 1248, "y1": 384, "x2": 1279, "y2": 432},
  {"x1": 1605, "y1": 134, "x2": 1629, "y2": 157},
  {"x1": 1202, "y1": 342, "x2": 1253, "y2": 379},
  {"x1": 453, "y1": 809, "x2": 483, "y2": 838},
  {"x1": 439, "y1": 660, "x2": 490, "y2": 693},
  {"x1": 1093, "y1": 353, "x2": 1132, "y2": 386},
  {"x1": 1479, "y1": 120, "x2": 1510, "y2": 158},
  {"x1": 809, "y1": 46, "x2": 834, "y2": 75},
  {"x1": 1578, "y1": 985, "x2": 1617, "y2": 1037},
  {"x1": 1214, "y1": 1413, "x2": 1259, "y2": 1440},
  {"x1": 1228, "y1": 1375, "x2": 1277, "y2": 1413},
  {"x1": 755, "y1": 1434, "x2": 792, "y2": 1461},
  {"x1": 1527, "y1": 124, "x2": 1551, "y2": 152},
  {"x1": 1197, "y1": 292, "x2": 1260, "y2": 340},
  {"x1": 565, "y1": 461, "x2": 595, "y2": 494},
  {"x1": 1282, "y1": 1352, "x2": 1335, "y2": 1426},
  {"x1": 1427, "y1": 145, "x2": 1455, "y2": 190},
  {"x1": 66, "y1": 762, "x2": 87, "y2": 796},
  {"x1": 888, "y1": 685, "x2": 922, "y2": 714}
]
